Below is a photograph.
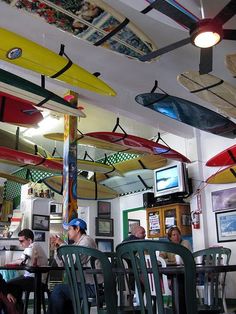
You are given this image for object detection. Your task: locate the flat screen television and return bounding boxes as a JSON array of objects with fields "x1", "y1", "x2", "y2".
[{"x1": 154, "y1": 162, "x2": 189, "y2": 199}]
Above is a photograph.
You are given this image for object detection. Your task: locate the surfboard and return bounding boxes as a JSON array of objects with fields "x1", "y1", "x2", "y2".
[
  {"x1": 0, "y1": 172, "x2": 29, "y2": 185},
  {"x1": 86, "y1": 132, "x2": 190, "y2": 163},
  {"x1": 177, "y1": 71, "x2": 236, "y2": 119},
  {"x1": 7, "y1": 0, "x2": 157, "y2": 61},
  {"x1": 44, "y1": 132, "x2": 143, "y2": 155},
  {"x1": 225, "y1": 54, "x2": 236, "y2": 77},
  {"x1": 206, "y1": 144, "x2": 236, "y2": 167},
  {"x1": 100, "y1": 169, "x2": 154, "y2": 195},
  {"x1": 0, "y1": 69, "x2": 86, "y2": 117},
  {"x1": 206, "y1": 165, "x2": 236, "y2": 184},
  {"x1": 0, "y1": 91, "x2": 43, "y2": 127},
  {"x1": 0, "y1": 146, "x2": 62, "y2": 173},
  {"x1": 48, "y1": 157, "x2": 121, "y2": 176},
  {"x1": 43, "y1": 175, "x2": 118, "y2": 200},
  {"x1": 0, "y1": 129, "x2": 50, "y2": 157},
  {"x1": 135, "y1": 92, "x2": 236, "y2": 138},
  {"x1": 0, "y1": 27, "x2": 116, "y2": 96},
  {"x1": 95, "y1": 154, "x2": 167, "y2": 182}
]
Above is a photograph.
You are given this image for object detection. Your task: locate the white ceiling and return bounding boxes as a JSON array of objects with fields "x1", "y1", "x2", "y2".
[{"x1": 0, "y1": 0, "x2": 235, "y2": 175}]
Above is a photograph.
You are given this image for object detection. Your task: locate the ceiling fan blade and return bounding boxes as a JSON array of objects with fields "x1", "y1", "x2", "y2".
[
  {"x1": 139, "y1": 37, "x2": 191, "y2": 62},
  {"x1": 223, "y1": 29, "x2": 236, "y2": 40},
  {"x1": 212, "y1": 0, "x2": 236, "y2": 26},
  {"x1": 149, "y1": 0, "x2": 197, "y2": 29},
  {"x1": 199, "y1": 47, "x2": 213, "y2": 75}
]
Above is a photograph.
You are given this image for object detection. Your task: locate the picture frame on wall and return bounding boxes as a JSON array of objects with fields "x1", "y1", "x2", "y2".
[
  {"x1": 34, "y1": 231, "x2": 46, "y2": 242},
  {"x1": 32, "y1": 214, "x2": 50, "y2": 231},
  {"x1": 96, "y1": 238, "x2": 114, "y2": 252},
  {"x1": 212, "y1": 187, "x2": 236, "y2": 212},
  {"x1": 215, "y1": 210, "x2": 236, "y2": 242},
  {"x1": 97, "y1": 201, "x2": 111, "y2": 218},
  {"x1": 95, "y1": 218, "x2": 113, "y2": 237},
  {"x1": 128, "y1": 219, "x2": 140, "y2": 234}
]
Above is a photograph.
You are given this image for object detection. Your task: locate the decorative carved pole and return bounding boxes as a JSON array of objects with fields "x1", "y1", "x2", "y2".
[{"x1": 62, "y1": 91, "x2": 78, "y2": 224}]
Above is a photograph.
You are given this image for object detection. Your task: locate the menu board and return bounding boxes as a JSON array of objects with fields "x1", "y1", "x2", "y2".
[{"x1": 148, "y1": 211, "x2": 161, "y2": 236}]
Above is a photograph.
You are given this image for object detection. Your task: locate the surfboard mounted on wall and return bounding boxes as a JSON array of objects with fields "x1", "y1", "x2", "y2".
[
  {"x1": 135, "y1": 92, "x2": 236, "y2": 138},
  {"x1": 43, "y1": 131, "x2": 190, "y2": 162},
  {"x1": 206, "y1": 165, "x2": 236, "y2": 184},
  {"x1": 5, "y1": 0, "x2": 156, "y2": 61},
  {"x1": 225, "y1": 54, "x2": 236, "y2": 77},
  {"x1": 206, "y1": 144, "x2": 236, "y2": 167},
  {"x1": 94, "y1": 154, "x2": 167, "y2": 182},
  {"x1": 177, "y1": 71, "x2": 236, "y2": 119},
  {"x1": 0, "y1": 69, "x2": 86, "y2": 118},
  {"x1": 86, "y1": 132, "x2": 190, "y2": 163},
  {"x1": 43, "y1": 175, "x2": 118, "y2": 200},
  {"x1": 0, "y1": 91, "x2": 43, "y2": 128},
  {"x1": 0, "y1": 27, "x2": 116, "y2": 96},
  {"x1": 0, "y1": 172, "x2": 29, "y2": 185}
]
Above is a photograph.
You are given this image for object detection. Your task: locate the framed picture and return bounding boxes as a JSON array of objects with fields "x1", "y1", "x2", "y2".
[
  {"x1": 34, "y1": 231, "x2": 46, "y2": 242},
  {"x1": 32, "y1": 214, "x2": 50, "y2": 231},
  {"x1": 128, "y1": 219, "x2": 140, "y2": 234},
  {"x1": 96, "y1": 238, "x2": 114, "y2": 252},
  {"x1": 212, "y1": 187, "x2": 236, "y2": 212},
  {"x1": 97, "y1": 201, "x2": 111, "y2": 218},
  {"x1": 215, "y1": 210, "x2": 236, "y2": 242},
  {"x1": 95, "y1": 218, "x2": 113, "y2": 237}
]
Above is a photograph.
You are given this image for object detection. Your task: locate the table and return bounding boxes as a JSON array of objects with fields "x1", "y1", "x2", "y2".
[
  {"x1": 0, "y1": 265, "x2": 64, "y2": 314},
  {"x1": 159, "y1": 264, "x2": 236, "y2": 314}
]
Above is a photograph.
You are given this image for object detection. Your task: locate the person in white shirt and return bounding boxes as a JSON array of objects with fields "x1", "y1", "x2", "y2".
[{"x1": 7, "y1": 229, "x2": 48, "y2": 307}]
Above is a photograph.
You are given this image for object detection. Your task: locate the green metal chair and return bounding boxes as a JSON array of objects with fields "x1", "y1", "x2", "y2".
[
  {"x1": 116, "y1": 239, "x2": 198, "y2": 314},
  {"x1": 193, "y1": 247, "x2": 231, "y2": 314},
  {"x1": 57, "y1": 245, "x2": 117, "y2": 314}
]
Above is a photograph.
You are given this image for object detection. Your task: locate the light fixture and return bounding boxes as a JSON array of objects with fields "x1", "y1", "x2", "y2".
[
  {"x1": 23, "y1": 113, "x2": 61, "y2": 137},
  {"x1": 190, "y1": 19, "x2": 223, "y2": 48}
]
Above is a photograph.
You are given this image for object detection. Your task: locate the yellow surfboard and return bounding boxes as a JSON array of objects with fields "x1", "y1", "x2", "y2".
[
  {"x1": 95, "y1": 154, "x2": 167, "y2": 181},
  {"x1": 0, "y1": 172, "x2": 29, "y2": 184},
  {"x1": 0, "y1": 27, "x2": 116, "y2": 96},
  {"x1": 177, "y1": 71, "x2": 236, "y2": 119},
  {"x1": 206, "y1": 165, "x2": 236, "y2": 184},
  {"x1": 43, "y1": 175, "x2": 118, "y2": 200}
]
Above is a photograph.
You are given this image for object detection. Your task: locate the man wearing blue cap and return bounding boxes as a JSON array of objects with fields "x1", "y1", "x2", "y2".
[{"x1": 47, "y1": 218, "x2": 100, "y2": 314}]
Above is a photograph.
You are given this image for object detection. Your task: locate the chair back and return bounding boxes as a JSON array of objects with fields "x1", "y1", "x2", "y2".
[
  {"x1": 116, "y1": 239, "x2": 197, "y2": 314},
  {"x1": 57, "y1": 245, "x2": 117, "y2": 314},
  {"x1": 193, "y1": 246, "x2": 231, "y2": 311}
]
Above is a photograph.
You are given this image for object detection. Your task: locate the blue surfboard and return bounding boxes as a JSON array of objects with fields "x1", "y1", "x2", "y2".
[{"x1": 135, "y1": 93, "x2": 236, "y2": 138}]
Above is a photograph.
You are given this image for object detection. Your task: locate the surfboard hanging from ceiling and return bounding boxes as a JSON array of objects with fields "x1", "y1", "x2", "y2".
[
  {"x1": 0, "y1": 27, "x2": 116, "y2": 96},
  {"x1": 177, "y1": 71, "x2": 236, "y2": 119},
  {"x1": 206, "y1": 144, "x2": 236, "y2": 167},
  {"x1": 206, "y1": 165, "x2": 236, "y2": 184},
  {"x1": 3, "y1": 0, "x2": 157, "y2": 60},
  {"x1": 0, "y1": 69, "x2": 86, "y2": 117},
  {"x1": 135, "y1": 90, "x2": 236, "y2": 139}
]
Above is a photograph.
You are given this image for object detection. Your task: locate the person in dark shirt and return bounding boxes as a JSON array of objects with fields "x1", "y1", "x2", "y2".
[
  {"x1": 123, "y1": 225, "x2": 146, "y2": 242},
  {"x1": 0, "y1": 273, "x2": 21, "y2": 314}
]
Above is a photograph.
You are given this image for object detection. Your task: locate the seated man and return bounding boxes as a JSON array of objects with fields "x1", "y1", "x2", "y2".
[
  {"x1": 7, "y1": 229, "x2": 48, "y2": 307},
  {"x1": 47, "y1": 218, "x2": 102, "y2": 314},
  {"x1": 123, "y1": 225, "x2": 146, "y2": 242}
]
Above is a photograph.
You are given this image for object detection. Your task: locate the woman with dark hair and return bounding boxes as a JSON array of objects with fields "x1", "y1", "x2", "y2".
[{"x1": 160, "y1": 226, "x2": 192, "y2": 263}]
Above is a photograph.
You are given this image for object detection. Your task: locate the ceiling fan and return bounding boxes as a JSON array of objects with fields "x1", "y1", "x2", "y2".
[{"x1": 139, "y1": 0, "x2": 236, "y2": 74}]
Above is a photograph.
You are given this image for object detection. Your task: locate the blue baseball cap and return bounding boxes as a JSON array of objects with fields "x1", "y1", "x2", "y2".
[{"x1": 63, "y1": 218, "x2": 87, "y2": 231}]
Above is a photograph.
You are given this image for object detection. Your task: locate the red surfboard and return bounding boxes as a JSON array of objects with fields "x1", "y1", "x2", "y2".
[
  {"x1": 206, "y1": 144, "x2": 236, "y2": 166},
  {"x1": 0, "y1": 91, "x2": 43, "y2": 127},
  {"x1": 86, "y1": 132, "x2": 190, "y2": 163},
  {"x1": 0, "y1": 146, "x2": 62, "y2": 173}
]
